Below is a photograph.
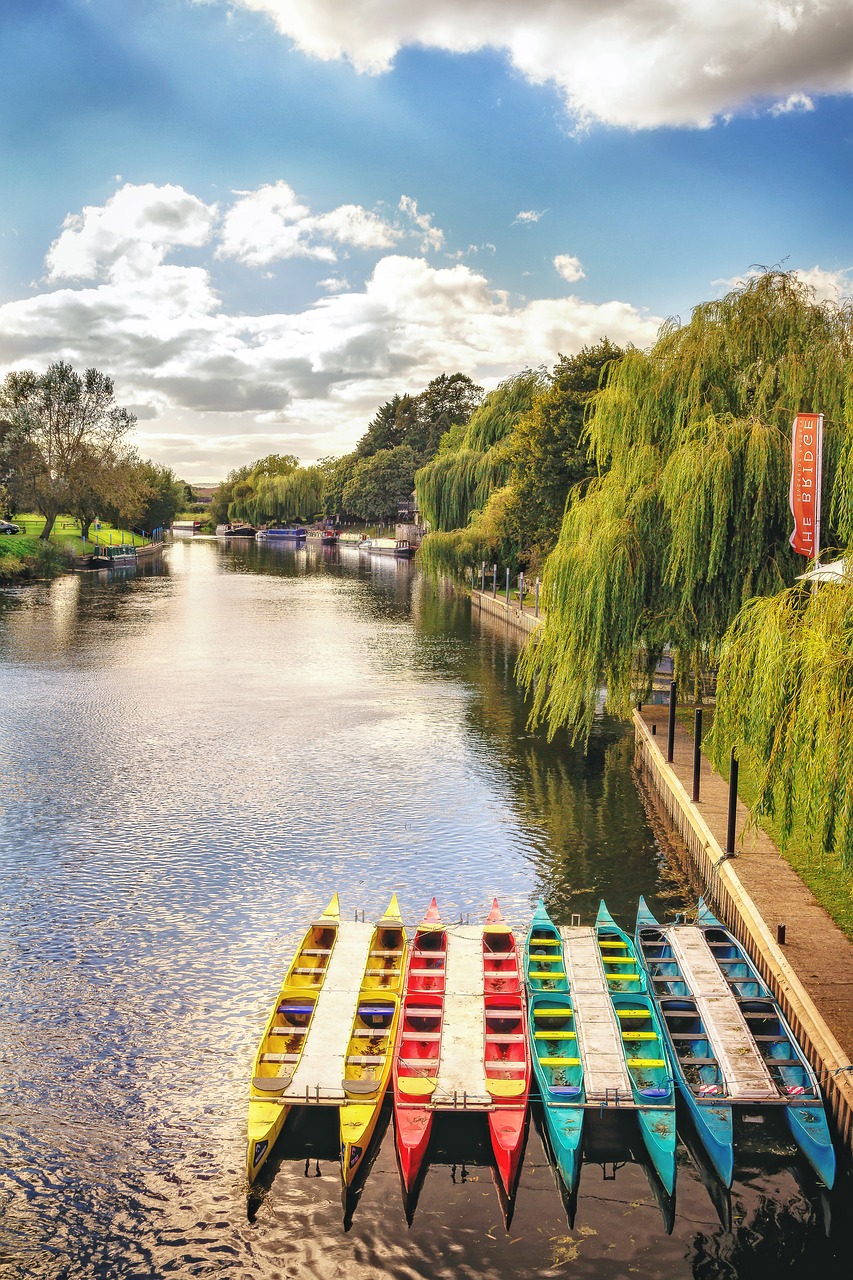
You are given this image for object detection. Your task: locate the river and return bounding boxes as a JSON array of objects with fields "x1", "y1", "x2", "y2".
[{"x1": 0, "y1": 538, "x2": 847, "y2": 1278}]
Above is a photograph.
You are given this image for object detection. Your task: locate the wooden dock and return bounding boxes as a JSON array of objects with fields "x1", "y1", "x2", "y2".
[
  {"x1": 664, "y1": 926, "x2": 778, "y2": 1101},
  {"x1": 277, "y1": 921, "x2": 375, "y2": 1105},
  {"x1": 561, "y1": 926, "x2": 634, "y2": 1105},
  {"x1": 433, "y1": 926, "x2": 491, "y2": 1109}
]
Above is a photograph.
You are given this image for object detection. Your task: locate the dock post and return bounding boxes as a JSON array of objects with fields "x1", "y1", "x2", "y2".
[
  {"x1": 666, "y1": 681, "x2": 676, "y2": 763},
  {"x1": 726, "y1": 749, "x2": 739, "y2": 855},
  {"x1": 518, "y1": 571, "x2": 524, "y2": 608},
  {"x1": 692, "y1": 707, "x2": 703, "y2": 802},
  {"x1": 505, "y1": 567, "x2": 510, "y2": 604},
  {"x1": 535, "y1": 577, "x2": 540, "y2": 617},
  {"x1": 480, "y1": 561, "x2": 486, "y2": 591},
  {"x1": 492, "y1": 564, "x2": 497, "y2": 598}
]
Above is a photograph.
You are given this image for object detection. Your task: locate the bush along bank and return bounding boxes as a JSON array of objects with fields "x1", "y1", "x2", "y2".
[{"x1": 0, "y1": 535, "x2": 70, "y2": 583}]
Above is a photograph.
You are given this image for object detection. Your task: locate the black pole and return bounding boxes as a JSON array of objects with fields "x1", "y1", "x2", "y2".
[
  {"x1": 666, "y1": 680, "x2": 676, "y2": 763},
  {"x1": 726, "y1": 749, "x2": 739, "y2": 855},
  {"x1": 692, "y1": 707, "x2": 703, "y2": 802}
]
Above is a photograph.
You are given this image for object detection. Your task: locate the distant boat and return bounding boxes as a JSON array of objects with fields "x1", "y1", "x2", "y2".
[
  {"x1": 216, "y1": 523, "x2": 256, "y2": 538},
  {"x1": 320, "y1": 527, "x2": 339, "y2": 545},
  {"x1": 255, "y1": 526, "x2": 307, "y2": 541}
]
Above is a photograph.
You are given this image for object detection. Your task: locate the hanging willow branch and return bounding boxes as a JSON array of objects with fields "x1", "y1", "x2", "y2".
[{"x1": 519, "y1": 271, "x2": 853, "y2": 744}]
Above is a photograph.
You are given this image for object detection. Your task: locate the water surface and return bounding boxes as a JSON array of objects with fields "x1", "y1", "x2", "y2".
[{"x1": 0, "y1": 540, "x2": 847, "y2": 1277}]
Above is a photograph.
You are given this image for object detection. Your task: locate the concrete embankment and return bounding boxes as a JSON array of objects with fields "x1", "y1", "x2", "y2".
[
  {"x1": 635, "y1": 705, "x2": 853, "y2": 1149},
  {"x1": 471, "y1": 587, "x2": 541, "y2": 635}
]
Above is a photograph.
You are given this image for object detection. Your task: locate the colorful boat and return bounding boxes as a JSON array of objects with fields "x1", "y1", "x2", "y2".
[
  {"x1": 482, "y1": 899, "x2": 531, "y2": 1194},
  {"x1": 524, "y1": 899, "x2": 585, "y2": 1196},
  {"x1": 635, "y1": 897, "x2": 735, "y2": 1185},
  {"x1": 392, "y1": 898, "x2": 447, "y2": 1190},
  {"x1": 595, "y1": 901, "x2": 677, "y2": 1195},
  {"x1": 255, "y1": 526, "x2": 307, "y2": 541},
  {"x1": 695, "y1": 899, "x2": 836, "y2": 1189},
  {"x1": 246, "y1": 893, "x2": 341, "y2": 1181},
  {"x1": 339, "y1": 895, "x2": 408, "y2": 1186}
]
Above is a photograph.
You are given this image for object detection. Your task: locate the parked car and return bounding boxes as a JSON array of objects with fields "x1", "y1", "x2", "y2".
[{"x1": 0, "y1": 519, "x2": 21, "y2": 535}]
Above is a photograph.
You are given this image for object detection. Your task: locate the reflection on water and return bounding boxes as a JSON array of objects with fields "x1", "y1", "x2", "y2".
[{"x1": 0, "y1": 540, "x2": 848, "y2": 1278}]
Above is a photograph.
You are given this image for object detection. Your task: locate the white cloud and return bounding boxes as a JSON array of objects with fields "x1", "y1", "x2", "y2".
[
  {"x1": 554, "y1": 254, "x2": 585, "y2": 284},
  {"x1": 230, "y1": 0, "x2": 853, "y2": 128},
  {"x1": 216, "y1": 181, "x2": 402, "y2": 266},
  {"x1": 1, "y1": 182, "x2": 660, "y2": 480},
  {"x1": 46, "y1": 183, "x2": 217, "y2": 281},
  {"x1": 514, "y1": 210, "x2": 545, "y2": 224},
  {"x1": 714, "y1": 264, "x2": 853, "y2": 304},
  {"x1": 770, "y1": 92, "x2": 815, "y2": 115},
  {"x1": 398, "y1": 196, "x2": 444, "y2": 252}
]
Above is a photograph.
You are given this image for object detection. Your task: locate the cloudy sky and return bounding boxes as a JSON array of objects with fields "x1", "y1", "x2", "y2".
[{"x1": 1, "y1": 0, "x2": 852, "y2": 481}]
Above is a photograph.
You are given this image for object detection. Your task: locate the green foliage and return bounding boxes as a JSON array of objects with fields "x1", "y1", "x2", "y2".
[
  {"x1": 417, "y1": 486, "x2": 521, "y2": 578},
  {"x1": 520, "y1": 272, "x2": 853, "y2": 745},
  {"x1": 709, "y1": 580, "x2": 853, "y2": 866},
  {"x1": 511, "y1": 340, "x2": 624, "y2": 567},
  {"x1": 134, "y1": 462, "x2": 187, "y2": 533},
  {"x1": 231, "y1": 460, "x2": 325, "y2": 524},
  {"x1": 357, "y1": 375, "x2": 482, "y2": 465},
  {"x1": 0, "y1": 534, "x2": 67, "y2": 582},
  {"x1": 342, "y1": 446, "x2": 418, "y2": 521},
  {"x1": 415, "y1": 369, "x2": 547, "y2": 534}
]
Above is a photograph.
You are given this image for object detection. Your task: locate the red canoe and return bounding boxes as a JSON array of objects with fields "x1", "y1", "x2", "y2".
[
  {"x1": 392, "y1": 898, "x2": 447, "y2": 1190},
  {"x1": 483, "y1": 899, "x2": 531, "y2": 1195}
]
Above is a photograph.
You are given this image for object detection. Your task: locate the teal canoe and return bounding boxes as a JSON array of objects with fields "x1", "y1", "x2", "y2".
[
  {"x1": 696, "y1": 899, "x2": 836, "y2": 1190},
  {"x1": 595, "y1": 901, "x2": 677, "y2": 1196},
  {"x1": 635, "y1": 896, "x2": 734, "y2": 1187},
  {"x1": 524, "y1": 900, "x2": 584, "y2": 1196}
]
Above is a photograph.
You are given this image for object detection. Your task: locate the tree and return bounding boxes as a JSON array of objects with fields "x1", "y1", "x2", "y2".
[
  {"x1": 342, "y1": 446, "x2": 419, "y2": 522},
  {"x1": 519, "y1": 271, "x2": 853, "y2": 745},
  {"x1": 132, "y1": 462, "x2": 187, "y2": 534},
  {"x1": 511, "y1": 340, "x2": 624, "y2": 566},
  {"x1": 0, "y1": 362, "x2": 137, "y2": 539}
]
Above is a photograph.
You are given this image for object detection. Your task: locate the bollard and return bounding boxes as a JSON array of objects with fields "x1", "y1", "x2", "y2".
[
  {"x1": 518, "y1": 572, "x2": 524, "y2": 608},
  {"x1": 777, "y1": 924, "x2": 787, "y2": 946},
  {"x1": 505, "y1": 567, "x2": 510, "y2": 604},
  {"x1": 651, "y1": 723, "x2": 657, "y2": 736},
  {"x1": 726, "y1": 749, "x2": 739, "y2": 855},
  {"x1": 480, "y1": 561, "x2": 486, "y2": 592},
  {"x1": 666, "y1": 680, "x2": 676, "y2": 763},
  {"x1": 692, "y1": 707, "x2": 703, "y2": 803},
  {"x1": 535, "y1": 578, "x2": 540, "y2": 617},
  {"x1": 492, "y1": 564, "x2": 498, "y2": 598}
]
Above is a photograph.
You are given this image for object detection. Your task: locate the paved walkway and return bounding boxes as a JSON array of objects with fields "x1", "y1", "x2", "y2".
[{"x1": 640, "y1": 704, "x2": 853, "y2": 1062}]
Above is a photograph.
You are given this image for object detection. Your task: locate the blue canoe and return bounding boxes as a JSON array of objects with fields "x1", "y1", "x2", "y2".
[
  {"x1": 524, "y1": 900, "x2": 584, "y2": 1196},
  {"x1": 595, "y1": 901, "x2": 677, "y2": 1196},
  {"x1": 695, "y1": 899, "x2": 836, "y2": 1190},
  {"x1": 635, "y1": 896, "x2": 734, "y2": 1186}
]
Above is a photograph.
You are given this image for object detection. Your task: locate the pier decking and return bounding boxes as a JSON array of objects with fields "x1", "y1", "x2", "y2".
[
  {"x1": 433, "y1": 926, "x2": 491, "y2": 1108},
  {"x1": 561, "y1": 926, "x2": 634, "y2": 1104},
  {"x1": 279, "y1": 921, "x2": 375, "y2": 1104}
]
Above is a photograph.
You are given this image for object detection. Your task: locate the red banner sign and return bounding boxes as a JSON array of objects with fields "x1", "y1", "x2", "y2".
[{"x1": 789, "y1": 412, "x2": 823, "y2": 558}]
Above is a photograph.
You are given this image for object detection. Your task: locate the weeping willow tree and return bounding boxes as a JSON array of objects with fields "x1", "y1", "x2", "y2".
[
  {"x1": 415, "y1": 369, "x2": 548, "y2": 532},
  {"x1": 520, "y1": 272, "x2": 853, "y2": 745},
  {"x1": 230, "y1": 463, "x2": 325, "y2": 524},
  {"x1": 709, "y1": 580, "x2": 853, "y2": 866}
]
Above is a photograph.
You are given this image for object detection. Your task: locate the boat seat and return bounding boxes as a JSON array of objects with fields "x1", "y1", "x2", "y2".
[
  {"x1": 398, "y1": 1057, "x2": 440, "y2": 1067},
  {"x1": 400, "y1": 1031, "x2": 441, "y2": 1040},
  {"x1": 270, "y1": 1026, "x2": 307, "y2": 1035},
  {"x1": 638, "y1": 1087, "x2": 670, "y2": 1099},
  {"x1": 397, "y1": 1076, "x2": 436, "y2": 1096},
  {"x1": 607, "y1": 973, "x2": 640, "y2": 981},
  {"x1": 752, "y1": 1035, "x2": 789, "y2": 1042},
  {"x1": 549, "y1": 1085, "x2": 582, "y2": 1096},
  {"x1": 538, "y1": 1057, "x2": 581, "y2": 1067},
  {"x1": 622, "y1": 1031, "x2": 658, "y2": 1041},
  {"x1": 278, "y1": 1004, "x2": 314, "y2": 1014},
  {"x1": 370, "y1": 950, "x2": 404, "y2": 957},
  {"x1": 765, "y1": 1058, "x2": 805, "y2": 1067},
  {"x1": 401, "y1": 1007, "x2": 441, "y2": 1018},
  {"x1": 301, "y1": 949, "x2": 333, "y2": 956},
  {"x1": 413, "y1": 950, "x2": 447, "y2": 958},
  {"x1": 599, "y1": 941, "x2": 627, "y2": 949},
  {"x1": 528, "y1": 970, "x2": 567, "y2": 979},
  {"x1": 357, "y1": 1005, "x2": 394, "y2": 1015},
  {"x1": 346, "y1": 1055, "x2": 386, "y2": 1065},
  {"x1": 615, "y1": 1010, "x2": 647, "y2": 1019},
  {"x1": 534, "y1": 1031, "x2": 576, "y2": 1040},
  {"x1": 535, "y1": 1009, "x2": 574, "y2": 1018},
  {"x1": 261, "y1": 1052, "x2": 301, "y2": 1063},
  {"x1": 342, "y1": 1078, "x2": 380, "y2": 1094},
  {"x1": 291, "y1": 968, "x2": 324, "y2": 976},
  {"x1": 669, "y1": 1032, "x2": 709, "y2": 1040},
  {"x1": 408, "y1": 967, "x2": 446, "y2": 976},
  {"x1": 676, "y1": 1056, "x2": 717, "y2": 1065},
  {"x1": 626, "y1": 1058, "x2": 666, "y2": 1067},
  {"x1": 253, "y1": 1075, "x2": 293, "y2": 1091},
  {"x1": 349, "y1": 1028, "x2": 389, "y2": 1039},
  {"x1": 485, "y1": 1034, "x2": 526, "y2": 1043},
  {"x1": 363, "y1": 967, "x2": 402, "y2": 976},
  {"x1": 486, "y1": 1063, "x2": 527, "y2": 1072}
]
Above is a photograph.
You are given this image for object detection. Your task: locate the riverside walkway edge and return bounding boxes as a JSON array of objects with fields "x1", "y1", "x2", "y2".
[
  {"x1": 471, "y1": 588, "x2": 541, "y2": 635},
  {"x1": 633, "y1": 709, "x2": 853, "y2": 1148}
]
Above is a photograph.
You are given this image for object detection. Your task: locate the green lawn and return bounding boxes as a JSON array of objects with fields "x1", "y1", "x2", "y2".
[{"x1": 10, "y1": 515, "x2": 151, "y2": 554}]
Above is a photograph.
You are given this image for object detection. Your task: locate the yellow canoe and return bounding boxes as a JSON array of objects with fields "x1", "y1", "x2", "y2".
[
  {"x1": 339, "y1": 893, "x2": 408, "y2": 1186},
  {"x1": 246, "y1": 893, "x2": 340, "y2": 1182}
]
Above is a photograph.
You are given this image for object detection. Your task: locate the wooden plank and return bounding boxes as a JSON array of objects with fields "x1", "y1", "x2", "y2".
[
  {"x1": 667, "y1": 926, "x2": 778, "y2": 1101},
  {"x1": 277, "y1": 921, "x2": 376, "y2": 1104},
  {"x1": 433, "y1": 926, "x2": 490, "y2": 1108},
  {"x1": 561, "y1": 926, "x2": 634, "y2": 1104}
]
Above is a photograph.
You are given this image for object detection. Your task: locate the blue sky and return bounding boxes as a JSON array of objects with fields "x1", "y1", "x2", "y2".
[{"x1": 1, "y1": 0, "x2": 851, "y2": 480}]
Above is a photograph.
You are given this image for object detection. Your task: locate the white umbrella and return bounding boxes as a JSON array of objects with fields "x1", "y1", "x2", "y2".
[{"x1": 796, "y1": 556, "x2": 849, "y2": 584}]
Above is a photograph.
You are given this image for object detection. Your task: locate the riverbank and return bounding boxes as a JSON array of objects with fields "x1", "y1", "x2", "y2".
[
  {"x1": 635, "y1": 703, "x2": 853, "y2": 1149},
  {"x1": 0, "y1": 535, "x2": 68, "y2": 583}
]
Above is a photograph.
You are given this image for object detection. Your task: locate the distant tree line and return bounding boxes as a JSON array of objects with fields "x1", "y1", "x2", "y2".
[{"x1": 0, "y1": 361, "x2": 186, "y2": 538}]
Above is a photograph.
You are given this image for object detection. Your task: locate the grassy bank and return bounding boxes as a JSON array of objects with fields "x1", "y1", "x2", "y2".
[
  {"x1": 678, "y1": 706, "x2": 853, "y2": 943},
  {"x1": 0, "y1": 534, "x2": 69, "y2": 583}
]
